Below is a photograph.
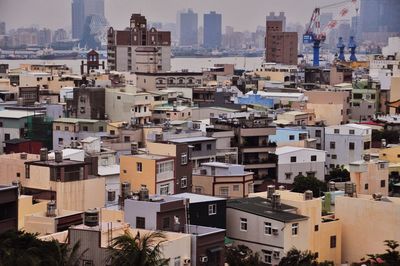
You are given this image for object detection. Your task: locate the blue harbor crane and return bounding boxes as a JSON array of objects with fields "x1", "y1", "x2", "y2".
[
  {"x1": 337, "y1": 37, "x2": 346, "y2": 61},
  {"x1": 348, "y1": 36, "x2": 357, "y2": 61}
]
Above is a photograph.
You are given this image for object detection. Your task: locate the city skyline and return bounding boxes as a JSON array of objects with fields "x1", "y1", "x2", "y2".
[{"x1": 1, "y1": 0, "x2": 353, "y2": 32}]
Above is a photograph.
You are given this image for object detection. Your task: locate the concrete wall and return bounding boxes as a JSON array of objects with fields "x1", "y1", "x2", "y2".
[{"x1": 120, "y1": 156, "x2": 156, "y2": 193}]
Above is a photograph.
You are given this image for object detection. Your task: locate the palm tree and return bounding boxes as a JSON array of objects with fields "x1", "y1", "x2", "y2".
[{"x1": 107, "y1": 230, "x2": 170, "y2": 266}]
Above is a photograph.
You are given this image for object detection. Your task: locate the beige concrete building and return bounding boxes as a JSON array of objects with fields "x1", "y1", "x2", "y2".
[
  {"x1": 335, "y1": 194, "x2": 400, "y2": 264},
  {"x1": 18, "y1": 195, "x2": 48, "y2": 229},
  {"x1": 105, "y1": 86, "x2": 153, "y2": 125},
  {"x1": 300, "y1": 90, "x2": 351, "y2": 126},
  {"x1": 349, "y1": 158, "x2": 389, "y2": 196},
  {"x1": 276, "y1": 110, "x2": 316, "y2": 126},
  {"x1": 0, "y1": 153, "x2": 39, "y2": 186},
  {"x1": 193, "y1": 162, "x2": 254, "y2": 198},
  {"x1": 248, "y1": 190, "x2": 341, "y2": 265}
]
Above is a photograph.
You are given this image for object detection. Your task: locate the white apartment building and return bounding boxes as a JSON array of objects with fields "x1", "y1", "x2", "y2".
[
  {"x1": 275, "y1": 146, "x2": 326, "y2": 184},
  {"x1": 325, "y1": 124, "x2": 372, "y2": 169}
]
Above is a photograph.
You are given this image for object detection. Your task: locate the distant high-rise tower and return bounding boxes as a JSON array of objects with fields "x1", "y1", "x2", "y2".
[
  {"x1": 360, "y1": 0, "x2": 400, "y2": 42},
  {"x1": 0, "y1": 22, "x2": 6, "y2": 35},
  {"x1": 179, "y1": 9, "x2": 198, "y2": 47},
  {"x1": 203, "y1": 11, "x2": 222, "y2": 49},
  {"x1": 72, "y1": 0, "x2": 105, "y2": 40}
]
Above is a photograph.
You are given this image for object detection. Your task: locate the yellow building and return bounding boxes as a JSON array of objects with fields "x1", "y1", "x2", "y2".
[
  {"x1": 249, "y1": 190, "x2": 341, "y2": 265},
  {"x1": 335, "y1": 194, "x2": 400, "y2": 264},
  {"x1": 120, "y1": 153, "x2": 175, "y2": 195}
]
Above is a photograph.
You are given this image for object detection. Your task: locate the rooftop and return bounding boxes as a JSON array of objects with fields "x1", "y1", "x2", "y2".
[
  {"x1": 169, "y1": 136, "x2": 216, "y2": 143},
  {"x1": 201, "y1": 162, "x2": 237, "y2": 168},
  {"x1": 124, "y1": 153, "x2": 172, "y2": 161},
  {"x1": 0, "y1": 110, "x2": 36, "y2": 119},
  {"x1": 227, "y1": 197, "x2": 308, "y2": 223},
  {"x1": 275, "y1": 146, "x2": 325, "y2": 155},
  {"x1": 98, "y1": 165, "x2": 120, "y2": 176},
  {"x1": 172, "y1": 193, "x2": 226, "y2": 203},
  {"x1": 54, "y1": 118, "x2": 101, "y2": 124}
]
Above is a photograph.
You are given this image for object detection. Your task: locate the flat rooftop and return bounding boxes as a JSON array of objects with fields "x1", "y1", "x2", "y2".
[
  {"x1": 0, "y1": 110, "x2": 37, "y2": 119},
  {"x1": 170, "y1": 136, "x2": 216, "y2": 143},
  {"x1": 125, "y1": 153, "x2": 172, "y2": 161},
  {"x1": 172, "y1": 193, "x2": 226, "y2": 203},
  {"x1": 54, "y1": 118, "x2": 100, "y2": 124}
]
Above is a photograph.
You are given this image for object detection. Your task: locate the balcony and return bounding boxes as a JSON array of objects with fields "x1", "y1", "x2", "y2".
[
  {"x1": 240, "y1": 127, "x2": 276, "y2": 137},
  {"x1": 242, "y1": 157, "x2": 277, "y2": 169}
]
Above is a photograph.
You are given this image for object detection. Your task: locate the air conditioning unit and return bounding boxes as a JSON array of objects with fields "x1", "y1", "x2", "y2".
[
  {"x1": 183, "y1": 258, "x2": 191, "y2": 264},
  {"x1": 200, "y1": 256, "x2": 208, "y2": 263},
  {"x1": 272, "y1": 228, "x2": 279, "y2": 235}
]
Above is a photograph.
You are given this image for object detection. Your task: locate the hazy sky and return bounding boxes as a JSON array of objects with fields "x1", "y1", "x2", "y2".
[{"x1": 0, "y1": 0, "x2": 353, "y2": 32}]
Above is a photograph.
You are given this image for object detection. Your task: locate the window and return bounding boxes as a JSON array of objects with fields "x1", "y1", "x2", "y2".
[
  {"x1": 58, "y1": 138, "x2": 63, "y2": 145},
  {"x1": 330, "y1": 142, "x2": 336, "y2": 149},
  {"x1": 364, "y1": 141, "x2": 371, "y2": 150},
  {"x1": 285, "y1": 173, "x2": 292, "y2": 180},
  {"x1": 194, "y1": 186, "x2": 202, "y2": 194},
  {"x1": 292, "y1": 223, "x2": 298, "y2": 236},
  {"x1": 136, "y1": 217, "x2": 145, "y2": 229},
  {"x1": 55, "y1": 126, "x2": 60, "y2": 130},
  {"x1": 290, "y1": 156, "x2": 296, "y2": 162},
  {"x1": 124, "y1": 136, "x2": 130, "y2": 142},
  {"x1": 82, "y1": 126, "x2": 88, "y2": 131},
  {"x1": 207, "y1": 144, "x2": 212, "y2": 150},
  {"x1": 0, "y1": 121, "x2": 2, "y2": 127},
  {"x1": 117, "y1": 96, "x2": 121, "y2": 100},
  {"x1": 263, "y1": 250, "x2": 272, "y2": 265},
  {"x1": 219, "y1": 187, "x2": 229, "y2": 197},
  {"x1": 160, "y1": 184, "x2": 169, "y2": 195},
  {"x1": 181, "y1": 177, "x2": 187, "y2": 188},
  {"x1": 83, "y1": 260, "x2": 93, "y2": 266},
  {"x1": 315, "y1": 130, "x2": 321, "y2": 137},
  {"x1": 240, "y1": 218, "x2": 247, "y2": 231},
  {"x1": 381, "y1": 180, "x2": 386, "y2": 188},
  {"x1": 16, "y1": 172, "x2": 20, "y2": 178},
  {"x1": 311, "y1": 155, "x2": 317, "y2": 161},
  {"x1": 334, "y1": 129, "x2": 340, "y2": 134},
  {"x1": 349, "y1": 142, "x2": 355, "y2": 150},
  {"x1": 64, "y1": 126, "x2": 69, "y2": 131},
  {"x1": 136, "y1": 162, "x2": 142, "y2": 172},
  {"x1": 314, "y1": 225, "x2": 319, "y2": 231},
  {"x1": 157, "y1": 161, "x2": 174, "y2": 174},
  {"x1": 4, "y1": 133, "x2": 10, "y2": 141},
  {"x1": 107, "y1": 190, "x2": 116, "y2": 202},
  {"x1": 110, "y1": 130, "x2": 115, "y2": 135},
  {"x1": 99, "y1": 126, "x2": 104, "y2": 132},
  {"x1": 330, "y1": 235, "x2": 337, "y2": 248},
  {"x1": 364, "y1": 183, "x2": 369, "y2": 190},
  {"x1": 332, "y1": 154, "x2": 337, "y2": 159},
  {"x1": 233, "y1": 185, "x2": 239, "y2": 191},
  {"x1": 349, "y1": 129, "x2": 355, "y2": 134},
  {"x1": 208, "y1": 204, "x2": 217, "y2": 215},
  {"x1": 181, "y1": 153, "x2": 188, "y2": 165},
  {"x1": 289, "y1": 135, "x2": 295, "y2": 140},
  {"x1": 162, "y1": 217, "x2": 170, "y2": 229},
  {"x1": 264, "y1": 222, "x2": 272, "y2": 235},
  {"x1": 193, "y1": 143, "x2": 202, "y2": 151}
]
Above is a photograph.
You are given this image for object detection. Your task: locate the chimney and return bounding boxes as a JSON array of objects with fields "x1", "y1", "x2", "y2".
[
  {"x1": 46, "y1": 201, "x2": 56, "y2": 217},
  {"x1": 54, "y1": 150, "x2": 63, "y2": 163},
  {"x1": 40, "y1": 148, "x2": 48, "y2": 161},
  {"x1": 267, "y1": 185, "x2": 275, "y2": 199},
  {"x1": 271, "y1": 193, "x2": 281, "y2": 209}
]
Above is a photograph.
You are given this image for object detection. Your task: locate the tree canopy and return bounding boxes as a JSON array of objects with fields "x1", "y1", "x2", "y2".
[
  {"x1": 292, "y1": 175, "x2": 327, "y2": 197},
  {"x1": 225, "y1": 245, "x2": 263, "y2": 266}
]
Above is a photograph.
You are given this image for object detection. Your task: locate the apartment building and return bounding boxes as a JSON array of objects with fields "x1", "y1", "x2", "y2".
[
  {"x1": 226, "y1": 196, "x2": 309, "y2": 265},
  {"x1": 276, "y1": 111, "x2": 316, "y2": 126},
  {"x1": 170, "y1": 136, "x2": 216, "y2": 168},
  {"x1": 146, "y1": 141, "x2": 193, "y2": 194},
  {"x1": 349, "y1": 156, "x2": 389, "y2": 196},
  {"x1": 107, "y1": 14, "x2": 171, "y2": 72},
  {"x1": 120, "y1": 153, "x2": 176, "y2": 195},
  {"x1": 193, "y1": 162, "x2": 254, "y2": 199},
  {"x1": 244, "y1": 189, "x2": 342, "y2": 265},
  {"x1": 52, "y1": 118, "x2": 108, "y2": 150},
  {"x1": 335, "y1": 194, "x2": 400, "y2": 264},
  {"x1": 65, "y1": 86, "x2": 106, "y2": 120},
  {"x1": 0, "y1": 110, "x2": 37, "y2": 153},
  {"x1": 172, "y1": 193, "x2": 226, "y2": 229},
  {"x1": 302, "y1": 90, "x2": 351, "y2": 126},
  {"x1": 325, "y1": 124, "x2": 372, "y2": 169},
  {"x1": 275, "y1": 146, "x2": 326, "y2": 184},
  {"x1": 269, "y1": 128, "x2": 310, "y2": 148},
  {"x1": 105, "y1": 87, "x2": 153, "y2": 125},
  {"x1": 209, "y1": 113, "x2": 277, "y2": 190}
]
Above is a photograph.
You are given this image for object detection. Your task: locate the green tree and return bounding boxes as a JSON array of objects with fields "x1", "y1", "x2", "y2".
[
  {"x1": 107, "y1": 230, "x2": 170, "y2": 266},
  {"x1": 292, "y1": 175, "x2": 327, "y2": 197},
  {"x1": 366, "y1": 240, "x2": 400, "y2": 266},
  {"x1": 0, "y1": 230, "x2": 84, "y2": 266},
  {"x1": 279, "y1": 248, "x2": 333, "y2": 266},
  {"x1": 225, "y1": 245, "x2": 263, "y2": 266},
  {"x1": 327, "y1": 165, "x2": 350, "y2": 182}
]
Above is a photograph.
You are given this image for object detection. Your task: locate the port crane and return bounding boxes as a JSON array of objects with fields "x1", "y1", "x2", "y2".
[{"x1": 303, "y1": 0, "x2": 358, "y2": 66}]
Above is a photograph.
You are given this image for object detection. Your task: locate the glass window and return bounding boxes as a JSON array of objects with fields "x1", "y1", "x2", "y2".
[
  {"x1": 315, "y1": 130, "x2": 321, "y2": 137},
  {"x1": 290, "y1": 156, "x2": 296, "y2": 162},
  {"x1": 330, "y1": 142, "x2": 336, "y2": 149},
  {"x1": 207, "y1": 144, "x2": 212, "y2": 150},
  {"x1": 314, "y1": 225, "x2": 319, "y2": 231},
  {"x1": 240, "y1": 218, "x2": 247, "y2": 231},
  {"x1": 233, "y1": 185, "x2": 239, "y2": 191},
  {"x1": 263, "y1": 250, "x2": 272, "y2": 266},
  {"x1": 285, "y1": 173, "x2": 292, "y2": 180},
  {"x1": 136, "y1": 162, "x2": 143, "y2": 172},
  {"x1": 289, "y1": 135, "x2": 295, "y2": 140},
  {"x1": 264, "y1": 222, "x2": 272, "y2": 235},
  {"x1": 311, "y1": 155, "x2": 317, "y2": 161},
  {"x1": 181, "y1": 153, "x2": 188, "y2": 165},
  {"x1": 381, "y1": 180, "x2": 386, "y2": 188},
  {"x1": 181, "y1": 177, "x2": 187, "y2": 188},
  {"x1": 160, "y1": 184, "x2": 169, "y2": 195},
  {"x1": 219, "y1": 187, "x2": 229, "y2": 197},
  {"x1": 349, "y1": 142, "x2": 355, "y2": 150},
  {"x1": 208, "y1": 204, "x2": 217, "y2": 215},
  {"x1": 157, "y1": 161, "x2": 174, "y2": 174},
  {"x1": 330, "y1": 235, "x2": 337, "y2": 248},
  {"x1": 349, "y1": 129, "x2": 355, "y2": 134},
  {"x1": 334, "y1": 129, "x2": 340, "y2": 134},
  {"x1": 136, "y1": 217, "x2": 145, "y2": 229},
  {"x1": 292, "y1": 223, "x2": 298, "y2": 236}
]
